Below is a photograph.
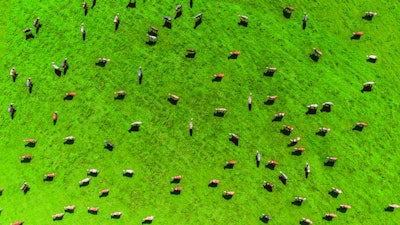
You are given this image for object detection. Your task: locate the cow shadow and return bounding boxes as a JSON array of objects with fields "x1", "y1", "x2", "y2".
[
  {"x1": 43, "y1": 176, "x2": 54, "y2": 181},
  {"x1": 91, "y1": 0, "x2": 96, "y2": 8},
  {"x1": 170, "y1": 179, "x2": 181, "y2": 184},
  {"x1": 99, "y1": 192, "x2": 109, "y2": 198},
  {"x1": 174, "y1": 11, "x2": 182, "y2": 19},
  {"x1": 79, "y1": 182, "x2": 89, "y2": 187},
  {"x1": 12, "y1": 74, "x2": 17, "y2": 82},
  {"x1": 264, "y1": 185, "x2": 273, "y2": 192},
  {"x1": 25, "y1": 142, "x2": 36, "y2": 148},
  {"x1": 229, "y1": 137, "x2": 239, "y2": 146},
  {"x1": 280, "y1": 129, "x2": 291, "y2": 136},
  {"x1": 82, "y1": 33, "x2": 86, "y2": 41},
  {"x1": 272, "y1": 116, "x2": 283, "y2": 122},
  {"x1": 20, "y1": 158, "x2": 32, "y2": 163},
  {"x1": 163, "y1": 22, "x2": 172, "y2": 29},
  {"x1": 23, "y1": 186, "x2": 30, "y2": 194},
  {"x1": 123, "y1": 173, "x2": 133, "y2": 177},
  {"x1": 305, "y1": 108, "x2": 317, "y2": 114},
  {"x1": 228, "y1": 54, "x2": 238, "y2": 59},
  {"x1": 224, "y1": 164, "x2": 234, "y2": 169},
  {"x1": 111, "y1": 214, "x2": 121, "y2": 219},
  {"x1": 35, "y1": 24, "x2": 42, "y2": 34},
  {"x1": 323, "y1": 216, "x2": 333, "y2": 221},
  {"x1": 291, "y1": 150, "x2": 302, "y2": 156},
  {"x1": 88, "y1": 210, "x2": 98, "y2": 214},
  {"x1": 212, "y1": 77, "x2": 222, "y2": 82},
  {"x1": 248, "y1": 104, "x2": 252, "y2": 111},
  {"x1": 291, "y1": 200, "x2": 303, "y2": 206},
  {"x1": 324, "y1": 161, "x2": 335, "y2": 167},
  {"x1": 128, "y1": 126, "x2": 140, "y2": 132},
  {"x1": 302, "y1": 21, "x2": 307, "y2": 30},
  {"x1": 208, "y1": 183, "x2": 218, "y2": 188},
  {"x1": 194, "y1": 19, "x2": 202, "y2": 29},
  {"x1": 25, "y1": 33, "x2": 34, "y2": 40},
  {"x1": 95, "y1": 61, "x2": 106, "y2": 67},
  {"x1": 367, "y1": 58, "x2": 377, "y2": 63},
  {"x1": 279, "y1": 176, "x2": 287, "y2": 185},
  {"x1": 264, "y1": 100, "x2": 275, "y2": 105},
  {"x1": 54, "y1": 69, "x2": 62, "y2": 76},
  {"x1": 222, "y1": 194, "x2": 233, "y2": 200},
  {"x1": 321, "y1": 106, "x2": 331, "y2": 112},
  {"x1": 300, "y1": 221, "x2": 310, "y2": 225},
  {"x1": 64, "y1": 140, "x2": 75, "y2": 145},
  {"x1": 147, "y1": 30, "x2": 158, "y2": 37},
  {"x1": 287, "y1": 142, "x2": 298, "y2": 147},
  {"x1": 126, "y1": 0, "x2": 136, "y2": 8},
  {"x1": 190, "y1": 0, "x2": 193, "y2": 8},
  {"x1": 63, "y1": 67, "x2": 69, "y2": 75},
  {"x1": 186, "y1": 53, "x2": 196, "y2": 58},
  {"x1": 214, "y1": 112, "x2": 225, "y2": 117},
  {"x1": 352, "y1": 125, "x2": 364, "y2": 131},
  {"x1": 11, "y1": 111, "x2": 16, "y2": 120},
  {"x1": 283, "y1": 10, "x2": 292, "y2": 18},
  {"x1": 351, "y1": 34, "x2": 361, "y2": 40},
  {"x1": 53, "y1": 119, "x2": 57, "y2": 125},
  {"x1": 65, "y1": 208, "x2": 75, "y2": 213},
  {"x1": 362, "y1": 15, "x2": 373, "y2": 21},
  {"x1": 114, "y1": 95, "x2": 125, "y2": 100},
  {"x1": 385, "y1": 207, "x2": 395, "y2": 212},
  {"x1": 309, "y1": 54, "x2": 320, "y2": 62},
  {"x1": 53, "y1": 216, "x2": 64, "y2": 221},
  {"x1": 104, "y1": 145, "x2": 114, "y2": 151},
  {"x1": 88, "y1": 172, "x2": 98, "y2": 177},
  {"x1": 361, "y1": 86, "x2": 372, "y2": 92},
  {"x1": 189, "y1": 129, "x2": 193, "y2": 136},
  {"x1": 63, "y1": 95, "x2": 74, "y2": 100},
  {"x1": 263, "y1": 71, "x2": 275, "y2": 76},
  {"x1": 337, "y1": 207, "x2": 348, "y2": 213},
  {"x1": 170, "y1": 190, "x2": 182, "y2": 195},
  {"x1": 329, "y1": 191, "x2": 339, "y2": 198},
  {"x1": 168, "y1": 98, "x2": 178, "y2": 105},
  {"x1": 316, "y1": 131, "x2": 327, "y2": 136},
  {"x1": 265, "y1": 164, "x2": 275, "y2": 170},
  {"x1": 142, "y1": 220, "x2": 153, "y2": 224},
  {"x1": 146, "y1": 41, "x2": 156, "y2": 46},
  {"x1": 238, "y1": 21, "x2": 248, "y2": 27},
  {"x1": 29, "y1": 85, "x2": 33, "y2": 94}
]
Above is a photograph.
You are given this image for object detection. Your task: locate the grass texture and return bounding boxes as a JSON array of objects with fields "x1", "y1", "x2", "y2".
[{"x1": 0, "y1": 0, "x2": 400, "y2": 224}]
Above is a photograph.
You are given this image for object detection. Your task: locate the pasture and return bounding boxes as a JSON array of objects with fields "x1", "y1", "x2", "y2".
[{"x1": 1, "y1": 0, "x2": 400, "y2": 224}]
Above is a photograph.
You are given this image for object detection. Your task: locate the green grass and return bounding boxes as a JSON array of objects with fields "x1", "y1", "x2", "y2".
[{"x1": 1, "y1": 0, "x2": 400, "y2": 224}]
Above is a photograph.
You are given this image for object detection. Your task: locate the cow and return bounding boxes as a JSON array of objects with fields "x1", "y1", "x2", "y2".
[
  {"x1": 214, "y1": 74, "x2": 224, "y2": 78},
  {"x1": 302, "y1": 218, "x2": 313, "y2": 224},
  {"x1": 365, "y1": 11, "x2": 377, "y2": 17},
  {"x1": 313, "y1": 48, "x2": 323, "y2": 57},
  {"x1": 20, "y1": 155, "x2": 32, "y2": 161},
  {"x1": 295, "y1": 196, "x2": 306, "y2": 202},
  {"x1": 79, "y1": 178, "x2": 91, "y2": 185},
  {"x1": 100, "y1": 189, "x2": 110, "y2": 196},
  {"x1": 53, "y1": 111, "x2": 58, "y2": 121},
  {"x1": 332, "y1": 187, "x2": 343, "y2": 194},
  {"x1": 356, "y1": 122, "x2": 368, "y2": 127},
  {"x1": 64, "y1": 136, "x2": 75, "y2": 141},
  {"x1": 389, "y1": 204, "x2": 400, "y2": 209},
  {"x1": 340, "y1": 204, "x2": 351, "y2": 209},
  {"x1": 283, "y1": 125, "x2": 294, "y2": 132},
  {"x1": 23, "y1": 139, "x2": 37, "y2": 143},
  {"x1": 327, "y1": 157, "x2": 338, "y2": 162},
  {"x1": 65, "y1": 92, "x2": 76, "y2": 97},
  {"x1": 114, "y1": 90, "x2": 126, "y2": 96},
  {"x1": 367, "y1": 55, "x2": 377, "y2": 61},
  {"x1": 81, "y1": 23, "x2": 85, "y2": 34},
  {"x1": 319, "y1": 127, "x2": 331, "y2": 132},
  {"x1": 307, "y1": 104, "x2": 318, "y2": 110},
  {"x1": 8, "y1": 103, "x2": 15, "y2": 114},
  {"x1": 20, "y1": 182, "x2": 29, "y2": 191},
  {"x1": 64, "y1": 205, "x2": 76, "y2": 211},
  {"x1": 82, "y1": 1, "x2": 88, "y2": 10},
  {"x1": 26, "y1": 77, "x2": 33, "y2": 88},
  {"x1": 171, "y1": 175, "x2": 183, "y2": 181},
  {"x1": 363, "y1": 81, "x2": 375, "y2": 87},
  {"x1": 52, "y1": 213, "x2": 65, "y2": 220},
  {"x1": 99, "y1": 58, "x2": 111, "y2": 62},
  {"x1": 275, "y1": 112, "x2": 285, "y2": 118},
  {"x1": 226, "y1": 161, "x2": 236, "y2": 166},
  {"x1": 263, "y1": 181, "x2": 274, "y2": 189},
  {"x1": 44, "y1": 173, "x2": 55, "y2": 179},
  {"x1": 223, "y1": 191, "x2": 234, "y2": 196},
  {"x1": 23, "y1": 28, "x2": 32, "y2": 34},
  {"x1": 267, "y1": 95, "x2": 278, "y2": 100},
  {"x1": 248, "y1": 92, "x2": 252, "y2": 106},
  {"x1": 171, "y1": 187, "x2": 182, "y2": 192},
  {"x1": 230, "y1": 51, "x2": 240, "y2": 55},
  {"x1": 163, "y1": 16, "x2": 172, "y2": 22},
  {"x1": 323, "y1": 102, "x2": 333, "y2": 107},
  {"x1": 325, "y1": 213, "x2": 337, "y2": 218},
  {"x1": 294, "y1": 147, "x2": 306, "y2": 152},
  {"x1": 52, "y1": 62, "x2": 61, "y2": 71},
  {"x1": 290, "y1": 137, "x2": 301, "y2": 143},
  {"x1": 305, "y1": 162, "x2": 310, "y2": 174},
  {"x1": 88, "y1": 207, "x2": 99, "y2": 213},
  {"x1": 187, "y1": 49, "x2": 197, "y2": 56},
  {"x1": 279, "y1": 171, "x2": 288, "y2": 181},
  {"x1": 193, "y1": 13, "x2": 203, "y2": 20},
  {"x1": 266, "y1": 67, "x2": 277, "y2": 72},
  {"x1": 87, "y1": 169, "x2": 99, "y2": 175},
  {"x1": 147, "y1": 34, "x2": 157, "y2": 42},
  {"x1": 238, "y1": 14, "x2": 248, "y2": 22},
  {"x1": 149, "y1": 25, "x2": 159, "y2": 33},
  {"x1": 143, "y1": 216, "x2": 155, "y2": 222},
  {"x1": 209, "y1": 179, "x2": 220, "y2": 185},
  {"x1": 61, "y1": 58, "x2": 68, "y2": 69},
  {"x1": 189, "y1": 118, "x2": 193, "y2": 134},
  {"x1": 284, "y1": 6, "x2": 295, "y2": 13},
  {"x1": 175, "y1": 4, "x2": 182, "y2": 12},
  {"x1": 11, "y1": 221, "x2": 24, "y2": 225},
  {"x1": 229, "y1": 133, "x2": 239, "y2": 140},
  {"x1": 131, "y1": 122, "x2": 143, "y2": 127},
  {"x1": 215, "y1": 108, "x2": 227, "y2": 113},
  {"x1": 10, "y1": 67, "x2": 16, "y2": 77},
  {"x1": 33, "y1": 17, "x2": 40, "y2": 28},
  {"x1": 267, "y1": 160, "x2": 279, "y2": 166},
  {"x1": 261, "y1": 213, "x2": 272, "y2": 221},
  {"x1": 168, "y1": 93, "x2": 180, "y2": 101},
  {"x1": 123, "y1": 169, "x2": 134, "y2": 175},
  {"x1": 353, "y1": 31, "x2": 364, "y2": 36},
  {"x1": 114, "y1": 13, "x2": 120, "y2": 24}
]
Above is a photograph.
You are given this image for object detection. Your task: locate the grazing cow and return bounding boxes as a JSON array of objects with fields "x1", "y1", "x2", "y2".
[
  {"x1": 363, "y1": 81, "x2": 375, "y2": 87},
  {"x1": 365, "y1": 11, "x2": 377, "y2": 17},
  {"x1": 238, "y1": 14, "x2": 248, "y2": 22},
  {"x1": 356, "y1": 122, "x2": 368, "y2": 127},
  {"x1": 340, "y1": 204, "x2": 352, "y2": 209},
  {"x1": 10, "y1": 67, "x2": 16, "y2": 77},
  {"x1": 33, "y1": 17, "x2": 40, "y2": 28},
  {"x1": 332, "y1": 187, "x2": 343, "y2": 194},
  {"x1": 322, "y1": 102, "x2": 333, "y2": 110},
  {"x1": 189, "y1": 118, "x2": 193, "y2": 133},
  {"x1": 327, "y1": 157, "x2": 338, "y2": 162},
  {"x1": 283, "y1": 125, "x2": 294, "y2": 132},
  {"x1": 230, "y1": 51, "x2": 240, "y2": 55},
  {"x1": 256, "y1": 151, "x2": 261, "y2": 163},
  {"x1": 99, "y1": 58, "x2": 111, "y2": 62},
  {"x1": 229, "y1": 133, "x2": 239, "y2": 140},
  {"x1": 193, "y1": 13, "x2": 203, "y2": 20},
  {"x1": 168, "y1": 93, "x2": 180, "y2": 101},
  {"x1": 99, "y1": 189, "x2": 110, "y2": 196},
  {"x1": 307, "y1": 104, "x2": 318, "y2": 110},
  {"x1": 8, "y1": 103, "x2": 15, "y2": 113},
  {"x1": 209, "y1": 179, "x2": 220, "y2": 185},
  {"x1": 123, "y1": 169, "x2": 134, "y2": 175},
  {"x1": 223, "y1": 191, "x2": 234, "y2": 196},
  {"x1": 0, "y1": 187, "x2": 3, "y2": 194},
  {"x1": 302, "y1": 217, "x2": 313, "y2": 224},
  {"x1": 226, "y1": 161, "x2": 236, "y2": 166},
  {"x1": 313, "y1": 48, "x2": 323, "y2": 57},
  {"x1": 53, "y1": 111, "x2": 58, "y2": 121},
  {"x1": 52, "y1": 62, "x2": 61, "y2": 71},
  {"x1": 266, "y1": 95, "x2": 278, "y2": 101},
  {"x1": 105, "y1": 141, "x2": 114, "y2": 149},
  {"x1": 114, "y1": 13, "x2": 120, "y2": 24},
  {"x1": 265, "y1": 67, "x2": 277, "y2": 73},
  {"x1": 280, "y1": 171, "x2": 288, "y2": 181},
  {"x1": 284, "y1": 6, "x2": 295, "y2": 13},
  {"x1": 171, "y1": 187, "x2": 182, "y2": 192},
  {"x1": 52, "y1": 213, "x2": 65, "y2": 220},
  {"x1": 44, "y1": 173, "x2": 55, "y2": 179},
  {"x1": 87, "y1": 169, "x2": 100, "y2": 175},
  {"x1": 263, "y1": 181, "x2": 274, "y2": 189},
  {"x1": 267, "y1": 160, "x2": 279, "y2": 166},
  {"x1": 64, "y1": 136, "x2": 75, "y2": 141},
  {"x1": 111, "y1": 211, "x2": 122, "y2": 217},
  {"x1": 295, "y1": 196, "x2": 307, "y2": 202},
  {"x1": 214, "y1": 74, "x2": 224, "y2": 78},
  {"x1": 65, "y1": 92, "x2": 76, "y2": 97},
  {"x1": 143, "y1": 216, "x2": 155, "y2": 222},
  {"x1": 389, "y1": 204, "x2": 400, "y2": 209},
  {"x1": 163, "y1": 16, "x2": 172, "y2": 22},
  {"x1": 79, "y1": 178, "x2": 91, "y2": 185},
  {"x1": 290, "y1": 137, "x2": 301, "y2": 143},
  {"x1": 261, "y1": 213, "x2": 272, "y2": 221},
  {"x1": 353, "y1": 31, "x2": 364, "y2": 36},
  {"x1": 175, "y1": 4, "x2": 182, "y2": 12},
  {"x1": 305, "y1": 162, "x2": 310, "y2": 173},
  {"x1": 64, "y1": 205, "x2": 76, "y2": 211},
  {"x1": 82, "y1": 1, "x2": 88, "y2": 10},
  {"x1": 131, "y1": 122, "x2": 143, "y2": 127},
  {"x1": 23, "y1": 139, "x2": 37, "y2": 143},
  {"x1": 294, "y1": 147, "x2": 306, "y2": 152},
  {"x1": 149, "y1": 25, "x2": 159, "y2": 33},
  {"x1": 11, "y1": 221, "x2": 24, "y2": 225},
  {"x1": 23, "y1": 28, "x2": 32, "y2": 34},
  {"x1": 81, "y1": 23, "x2": 85, "y2": 34},
  {"x1": 248, "y1": 92, "x2": 252, "y2": 106},
  {"x1": 275, "y1": 112, "x2": 285, "y2": 118},
  {"x1": 325, "y1": 213, "x2": 337, "y2": 218},
  {"x1": 88, "y1": 207, "x2": 99, "y2": 213},
  {"x1": 187, "y1": 49, "x2": 196, "y2": 54},
  {"x1": 114, "y1": 90, "x2": 126, "y2": 96},
  {"x1": 20, "y1": 154, "x2": 32, "y2": 160},
  {"x1": 61, "y1": 58, "x2": 68, "y2": 69},
  {"x1": 20, "y1": 182, "x2": 29, "y2": 191},
  {"x1": 147, "y1": 34, "x2": 157, "y2": 42},
  {"x1": 367, "y1": 55, "x2": 377, "y2": 60},
  {"x1": 172, "y1": 175, "x2": 183, "y2": 181},
  {"x1": 319, "y1": 127, "x2": 331, "y2": 132},
  {"x1": 215, "y1": 108, "x2": 227, "y2": 113}
]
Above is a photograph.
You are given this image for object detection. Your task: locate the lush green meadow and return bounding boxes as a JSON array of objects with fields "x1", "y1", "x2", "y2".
[{"x1": 1, "y1": 0, "x2": 400, "y2": 224}]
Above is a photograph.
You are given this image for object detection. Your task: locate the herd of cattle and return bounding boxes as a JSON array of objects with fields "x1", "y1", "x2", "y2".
[{"x1": 3, "y1": 1, "x2": 398, "y2": 225}]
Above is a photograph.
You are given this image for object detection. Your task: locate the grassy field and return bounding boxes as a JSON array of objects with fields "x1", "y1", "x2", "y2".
[{"x1": 1, "y1": 0, "x2": 400, "y2": 224}]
